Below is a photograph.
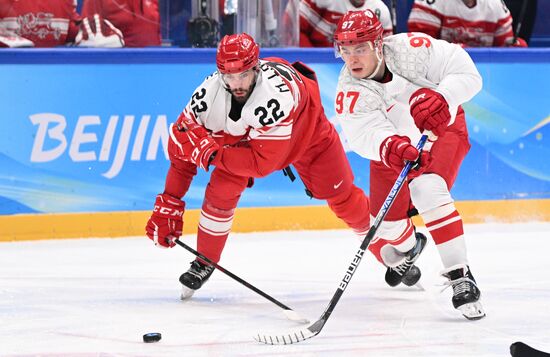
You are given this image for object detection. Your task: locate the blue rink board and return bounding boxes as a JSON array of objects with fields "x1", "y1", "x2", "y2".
[{"x1": 0, "y1": 48, "x2": 548, "y2": 214}]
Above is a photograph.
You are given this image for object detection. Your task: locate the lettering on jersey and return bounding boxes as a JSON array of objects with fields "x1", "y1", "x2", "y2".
[
  {"x1": 254, "y1": 99, "x2": 285, "y2": 126},
  {"x1": 261, "y1": 61, "x2": 303, "y2": 93},
  {"x1": 275, "y1": 83, "x2": 289, "y2": 93},
  {"x1": 338, "y1": 248, "x2": 365, "y2": 291},
  {"x1": 418, "y1": 0, "x2": 435, "y2": 5},
  {"x1": 381, "y1": 175, "x2": 406, "y2": 215},
  {"x1": 190, "y1": 87, "x2": 208, "y2": 117},
  {"x1": 30, "y1": 113, "x2": 170, "y2": 179}
]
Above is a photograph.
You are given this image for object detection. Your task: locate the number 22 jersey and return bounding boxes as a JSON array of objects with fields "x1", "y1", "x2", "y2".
[{"x1": 178, "y1": 58, "x2": 329, "y2": 178}]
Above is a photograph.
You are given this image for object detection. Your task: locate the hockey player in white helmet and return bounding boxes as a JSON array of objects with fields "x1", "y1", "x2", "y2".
[{"x1": 333, "y1": 9, "x2": 485, "y2": 320}]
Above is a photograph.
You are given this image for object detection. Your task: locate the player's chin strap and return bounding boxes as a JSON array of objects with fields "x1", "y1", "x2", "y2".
[{"x1": 367, "y1": 39, "x2": 384, "y2": 80}]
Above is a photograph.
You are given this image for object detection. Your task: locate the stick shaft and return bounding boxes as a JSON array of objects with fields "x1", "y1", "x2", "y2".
[{"x1": 175, "y1": 239, "x2": 294, "y2": 311}]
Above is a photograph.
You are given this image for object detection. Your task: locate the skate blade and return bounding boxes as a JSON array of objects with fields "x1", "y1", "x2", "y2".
[
  {"x1": 413, "y1": 281, "x2": 425, "y2": 291},
  {"x1": 458, "y1": 301, "x2": 486, "y2": 320},
  {"x1": 180, "y1": 286, "x2": 196, "y2": 300}
]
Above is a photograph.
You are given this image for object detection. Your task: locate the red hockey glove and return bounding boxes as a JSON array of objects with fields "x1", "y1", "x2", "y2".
[
  {"x1": 380, "y1": 135, "x2": 419, "y2": 172},
  {"x1": 185, "y1": 126, "x2": 219, "y2": 171},
  {"x1": 407, "y1": 150, "x2": 431, "y2": 179},
  {"x1": 145, "y1": 194, "x2": 185, "y2": 248},
  {"x1": 409, "y1": 88, "x2": 451, "y2": 138},
  {"x1": 508, "y1": 37, "x2": 528, "y2": 47},
  {"x1": 169, "y1": 122, "x2": 219, "y2": 171}
]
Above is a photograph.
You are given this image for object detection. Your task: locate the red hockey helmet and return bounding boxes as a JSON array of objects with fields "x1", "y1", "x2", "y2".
[
  {"x1": 216, "y1": 33, "x2": 260, "y2": 74},
  {"x1": 333, "y1": 10, "x2": 383, "y2": 46}
]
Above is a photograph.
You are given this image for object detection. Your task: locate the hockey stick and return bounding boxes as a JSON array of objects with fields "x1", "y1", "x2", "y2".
[
  {"x1": 512, "y1": 0, "x2": 529, "y2": 45},
  {"x1": 390, "y1": 0, "x2": 397, "y2": 29},
  {"x1": 254, "y1": 134, "x2": 429, "y2": 345},
  {"x1": 510, "y1": 341, "x2": 550, "y2": 357},
  {"x1": 174, "y1": 239, "x2": 309, "y2": 324}
]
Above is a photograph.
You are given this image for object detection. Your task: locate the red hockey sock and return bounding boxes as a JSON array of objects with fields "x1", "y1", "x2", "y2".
[
  {"x1": 327, "y1": 186, "x2": 371, "y2": 235},
  {"x1": 196, "y1": 201, "x2": 235, "y2": 263}
]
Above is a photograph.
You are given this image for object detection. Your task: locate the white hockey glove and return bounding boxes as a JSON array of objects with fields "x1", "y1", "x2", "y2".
[
  {"x1": 0, "y1": 28, "x2": 34, "y2": 48},
  {"x1": 76, "y1": 14, "x2": 125, "y2": 48}
]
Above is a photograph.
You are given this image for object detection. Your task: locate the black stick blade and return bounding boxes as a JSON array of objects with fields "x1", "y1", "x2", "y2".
[{"x1": 511, "y1": 342, "x2": 550, "y2": 357}]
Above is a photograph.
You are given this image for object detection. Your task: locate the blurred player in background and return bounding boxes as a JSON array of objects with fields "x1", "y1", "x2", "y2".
[
  {"x1": 408, "y1": 0, "x2": 527, "y2": 47},
  {"x1": 145, "y1": 33, "x2": 371, "y2": 299},
  {"x1": 0, "y1": 0, "x2": 80, "y2": 47},
  {"x1": 78, "y1": 0, "x2": 160, "y2": 47},
  {"x1": 334, "y1": 9, "x2": 485, "y2": 320},
  {"x1": 294, "y1": 0, "x2": 393, "y2": 47}
]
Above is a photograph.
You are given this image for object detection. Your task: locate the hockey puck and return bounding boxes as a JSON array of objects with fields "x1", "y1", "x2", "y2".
[{"x1": 143, "y1": 332, "x2": 162, "y2": 343}]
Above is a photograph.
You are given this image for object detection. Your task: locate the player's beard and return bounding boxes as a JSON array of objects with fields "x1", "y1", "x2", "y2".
[
  {"x1": 230, "y1": 81, "x2": 256, "y2": 103},
  {"x1": 231, "y1": 88, "x2": 251, "y2": 103}
]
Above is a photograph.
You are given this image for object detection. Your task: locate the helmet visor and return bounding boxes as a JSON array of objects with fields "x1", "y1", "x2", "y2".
[{"x1": 335, "y1": 41, "x2": 375, "y2": 59}]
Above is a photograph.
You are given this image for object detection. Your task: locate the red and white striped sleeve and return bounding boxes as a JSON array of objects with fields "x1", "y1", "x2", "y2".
[
  {"x1": 407, "y1": 1, "x2": 442, "y2": 39},
  {"x1": 299, "y1": 0, "x2": 333, "y2": 47},
  {"x1": 492, "y1": 4, "x2": 514, "y2": 46}
]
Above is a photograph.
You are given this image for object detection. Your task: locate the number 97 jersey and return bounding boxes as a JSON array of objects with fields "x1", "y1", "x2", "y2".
[{"x1": 335, "y1": 32, "x2": 482, "y2": 162}]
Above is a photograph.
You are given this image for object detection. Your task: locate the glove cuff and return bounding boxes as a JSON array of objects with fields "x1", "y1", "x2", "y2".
[
  {"x1": 409, "y1": 88, "x2": 447, "y2": 107},
  {"x1": 153, "y1": 193, "x2": 185, "y2": 219}
]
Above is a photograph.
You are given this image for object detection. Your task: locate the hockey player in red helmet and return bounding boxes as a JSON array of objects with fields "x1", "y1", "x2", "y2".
[
  {"x1": 216, "y1": 33, "x2": 260, "y2": 103},
  {"x1": 334, "y1": 9, "x2": 486, "y2": 320},
  {"x1": 333, "y1": 9, "x2": 385, "y2": 79},
  {"x1": 146, "y1": 33, "x2": 371, "y2": 301}
]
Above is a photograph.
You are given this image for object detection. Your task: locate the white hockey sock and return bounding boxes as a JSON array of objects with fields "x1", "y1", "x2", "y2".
[{"x1": 436, "y1": 236, "x2": 468, "y2": 268}]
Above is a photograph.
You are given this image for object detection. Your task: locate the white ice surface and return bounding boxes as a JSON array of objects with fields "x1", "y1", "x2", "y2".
[{"x1": 1, "y1": 223, "x2": 550, "y2": 356}]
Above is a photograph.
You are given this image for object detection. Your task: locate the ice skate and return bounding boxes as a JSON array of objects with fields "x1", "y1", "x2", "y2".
[
  {"x1": 385, "y1": 232, "x2": 427, "y2": 287},
  {"x1": 179, "y1": 260, "x2": 215, "y2": 300},
  {"x1": 441, "y1": 264, "x2": 485, "y2": 320}
]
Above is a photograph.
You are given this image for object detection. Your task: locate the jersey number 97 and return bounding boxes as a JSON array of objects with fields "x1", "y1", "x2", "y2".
[{"x1": 335, "y1": 91, "x2": 360, "y2": 114}]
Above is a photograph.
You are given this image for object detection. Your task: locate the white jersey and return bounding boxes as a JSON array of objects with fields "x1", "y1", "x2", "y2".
[
  {"x1": 407, "y1": 0, "x2": 514, "y2": 47},
  {"x1": 335, "y1": 32, "x2": 482, "y2": 161},
  {"x1": 181, "y1": 59, "x2": 304, "y2": 143}
]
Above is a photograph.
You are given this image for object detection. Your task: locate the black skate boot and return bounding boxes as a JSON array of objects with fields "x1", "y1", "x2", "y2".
[
  {"x1": 441, "y1": 264, "x2": 485, "y2": 320},
  {"x1": 179, "y1": 260, "x2": 215, "y2": 300},
  {"x1": 385, "y1": 232, "x2": 427, "y2": 287}
]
